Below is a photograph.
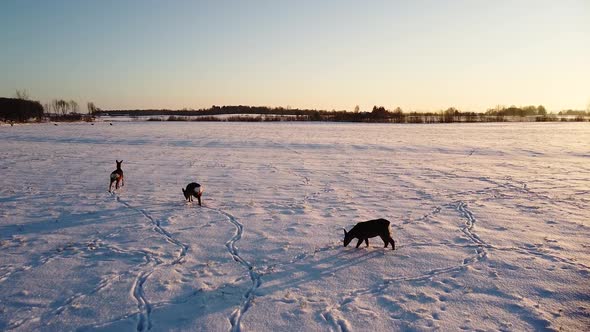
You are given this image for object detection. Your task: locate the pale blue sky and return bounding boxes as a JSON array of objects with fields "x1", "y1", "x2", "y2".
[{"x1": 1, "y1": 0, "x2": 589, "y2": 112}]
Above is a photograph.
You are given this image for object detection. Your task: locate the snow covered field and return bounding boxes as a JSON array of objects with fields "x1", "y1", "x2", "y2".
[{"x1": 1, "y1": 122, "x2": 589, "y2": 331}]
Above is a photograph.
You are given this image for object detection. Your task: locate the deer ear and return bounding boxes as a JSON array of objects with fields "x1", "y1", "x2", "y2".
[
  {"x1": 120, "y1": 160, "x2": 123, "y2": 163},
  {"x1": 342, "y1": 228, "x2": 347, "y2": 236}
]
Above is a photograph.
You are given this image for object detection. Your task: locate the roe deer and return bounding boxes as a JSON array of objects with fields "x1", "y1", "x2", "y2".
[
  {"x1": 183, "y1": 182, "x2": 203, "y2": 206},
  {"x1": 343, "y1": 218, "x2": 395, "y2": 250},
  {"x1": 109, "y1": 160, "x2": 124, "y2": 192}
]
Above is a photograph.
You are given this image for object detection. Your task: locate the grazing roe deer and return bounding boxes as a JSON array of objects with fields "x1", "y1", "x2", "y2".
[
  {"x1": 183, "y1": 182, "x2": 203, "y2": 206},
  {"x1": 343, "y1": 218, "x2": 395, "y2": 250},
  {"x1": 109, "y1": 160, "x2": 124, "y2": 192}
]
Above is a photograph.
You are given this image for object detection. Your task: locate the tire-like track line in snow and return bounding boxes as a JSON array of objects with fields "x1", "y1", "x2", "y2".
[
  {"x1": 113, "y1": 194, "x2": 189, "y2": 265},
  {"x1": 132, "y1": 270, "x2": 154, "y2": 332},
  {"x1": 111, "y1": 193, "x2": 191, "y2": 331},
  {"x1": 203, "y1": 206, "x2": 261, "y2": 332}
]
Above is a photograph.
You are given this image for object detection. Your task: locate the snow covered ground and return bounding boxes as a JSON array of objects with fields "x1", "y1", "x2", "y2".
[{"x1": 0, "y1": 122, "x2": 589, "y2": 331}]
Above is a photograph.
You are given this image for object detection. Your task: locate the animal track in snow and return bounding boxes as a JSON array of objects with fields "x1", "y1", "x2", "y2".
[
  {"x1": 203, "y1": 206, "x2": 261, "y2": 332},
  {"x1": 112, "y1": 194, "x2": 189, "y2": 265},
  {"x1": 453, "y1": 201, "x2": 486, "y2": 246},
  {"x1": 132, "y1": 270, "x2": 154, "y2": 332},
  {"x1": 111, "y1": 193, "x2": 193, "y2": 331}
]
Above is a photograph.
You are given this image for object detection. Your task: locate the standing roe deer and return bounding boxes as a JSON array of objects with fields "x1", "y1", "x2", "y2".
[
  {"x1": 109, "y1": 160, "x2": 124, "y2": 192},
  {"x1": 343, "y1": 218, "x2": 395, "y2": 250}
]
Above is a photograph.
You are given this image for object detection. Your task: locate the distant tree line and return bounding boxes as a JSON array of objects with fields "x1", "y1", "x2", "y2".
[
  {"x1": 484, "y1": 105, "x2": 546, "y2": 117},
  {"x1": 0, "y1": 90, "x2": 99, "y2": 123},
  {"x1": 0, "y1": 97, "x2": 44, "y2": 122},
  {"x1": 43, "y1": 99, "x2": 96, "y2": 122},
  {"x1": 558, "y1": 109, "x2": 589, "y2": 122},
  {"x1": 99, "y1": 105, "x2": 319, "y2": 117},
  {"x1": 558, "y1": 109, "x2": 588, "y2": 116},
  {"x1": 98, "y1": 104, "x2": 589, "y2": 123},
  {"x1": 3, "y1": 90, "x2": 588, "y2": 124}
]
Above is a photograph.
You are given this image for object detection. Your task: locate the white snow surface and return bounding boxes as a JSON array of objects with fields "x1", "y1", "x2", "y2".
[{"x1": 1, "y1": 122, "x2": 589, "y2": 331}]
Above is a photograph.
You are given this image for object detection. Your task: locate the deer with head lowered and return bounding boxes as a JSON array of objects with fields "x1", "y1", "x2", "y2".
[
  {"x1": 343, "y1": 218, "x2": 395, "y2": 250},
  {"x1": 182, "y1": 182, "x2": 203, "y2": 206},
  {"x1": 109, "y1": 160, "x2": 124, "y2": 192}
]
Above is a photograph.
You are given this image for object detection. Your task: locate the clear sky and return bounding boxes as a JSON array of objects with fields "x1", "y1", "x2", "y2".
[{"x1": 1, "y1": 0, "x2": 589, "y2": 112}]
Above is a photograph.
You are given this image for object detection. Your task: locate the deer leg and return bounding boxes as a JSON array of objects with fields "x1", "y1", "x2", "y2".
[
  {"x1": 390, "y1": 238, "x2": 396, "y2": 250},
  {"x1": 356, "y1": 239, "x2": 363, "y2": 248},
  {"x1": 197, "y1": 195, "x2": 201, "y2": 206},
  {"x1": 380, "y1": 235, "x2": 389, "y2": 248},
  {"x1": 365, "y1": 238, "x2": 369, "y2": 247}
]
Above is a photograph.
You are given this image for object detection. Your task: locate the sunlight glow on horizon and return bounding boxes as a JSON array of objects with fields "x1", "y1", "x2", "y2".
[{"x1": 1, "y1": 0, "x2": 589, "y2": 112}]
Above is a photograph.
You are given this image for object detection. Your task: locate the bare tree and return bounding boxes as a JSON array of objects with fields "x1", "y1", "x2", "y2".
[
  {"x1": 15, "y1": 89, "x2": 30, "y2": 100},
  {"x1": 392, "y1": 107, "x2": 403, "y2": 123},
  {"x1": 69, "y1": 100, "x2": 79, "y2": 114},
  {"x1": 52, "y1": 99, "x2": 69, "y2": 115},
  {"x1": 87, "y1": 102, "x2": 97, "y2": 115},
  {"x1": 52, "y1": 100, "x2": 60, "y2": 115},
  {"x1": 43, "y1": 103, "x2": 52, "y2": 114}
]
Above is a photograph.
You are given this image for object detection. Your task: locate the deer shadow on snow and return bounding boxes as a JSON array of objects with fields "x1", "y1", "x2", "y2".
[
  {"x1": 258, "y1": 246, "x2": 387, "y2": 298},
  {"x1": 0, "y1": 208, "x2": 138, "y2": 238},
  {"x1": 153, "y1": 247, "x2": 386, "y2": 330},
  {"x1": 75, "y1": 246, "x2": 386, "y2": 331}
]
